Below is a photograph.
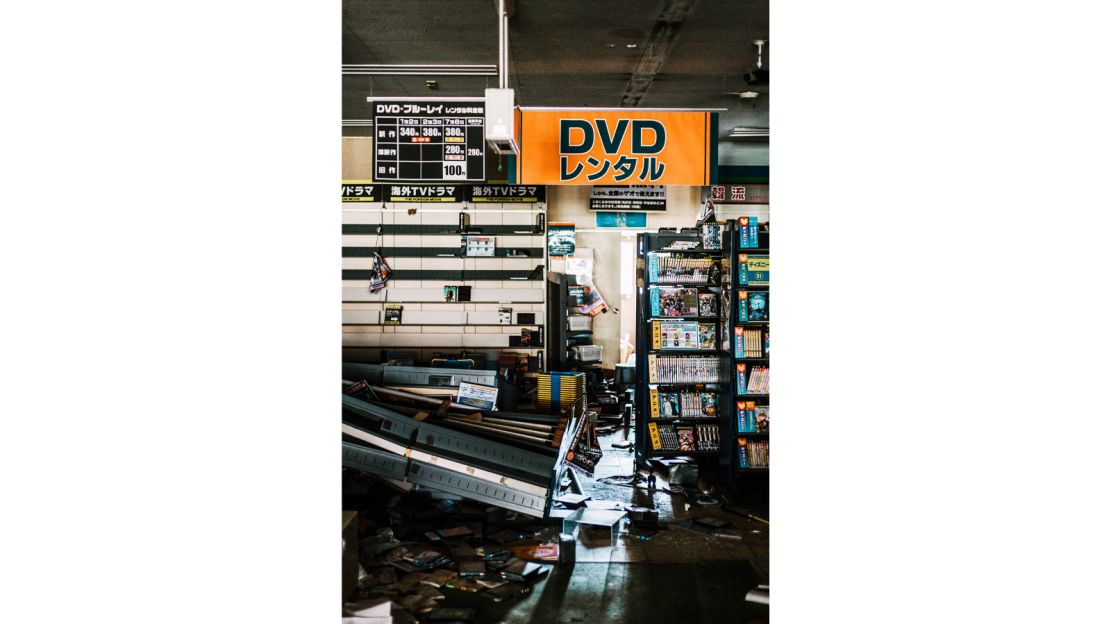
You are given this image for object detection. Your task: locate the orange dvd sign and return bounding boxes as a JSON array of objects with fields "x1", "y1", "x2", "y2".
[{"x1": 515, "y1": 109, "x2": 717, "y2": 186}]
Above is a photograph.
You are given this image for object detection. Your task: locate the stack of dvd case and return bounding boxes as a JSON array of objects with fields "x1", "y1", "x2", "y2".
[
  {"x1": 648, "y1": 354, "x2": 721, "y2": 384},
  {"x1": 737, "y1": 437, "x2": 769, "y2": 468},
  {"x1": 648, "y1": 389, "x2": 719, "y2": 419},
  {"x1": 536, "y1": 372, "x2": 586, "y2": 415},
  {"x1": 647, "y1": 254, "x2": 719, "y2": 284}
]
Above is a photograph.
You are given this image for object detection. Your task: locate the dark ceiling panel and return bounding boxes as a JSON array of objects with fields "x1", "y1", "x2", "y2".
[{"x1": 342, "y1": 0, "x2": 769, "y2": 140}]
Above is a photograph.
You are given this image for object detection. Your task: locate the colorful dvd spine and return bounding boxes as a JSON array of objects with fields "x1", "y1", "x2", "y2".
[
  {"x1": 748, "y1": 255, "x2": 769, "y2": 285},
  {"x1": 648, "y1": 422, "x2": 662, "y2": 450},
  {"x1": 748, "y1": 216, "x2": 759, "y2": 248}
]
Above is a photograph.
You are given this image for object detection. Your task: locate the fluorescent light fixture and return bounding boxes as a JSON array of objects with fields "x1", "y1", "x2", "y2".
[
  {"x1": 342, "y1": 64, "x2": 498, "y2": 76},
  {"x1": 729, "y1": 126, "x2": 770, "y2": 138}
]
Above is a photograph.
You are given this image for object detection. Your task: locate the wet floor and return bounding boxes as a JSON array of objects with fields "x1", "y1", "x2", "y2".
[
  {"x1": 450, "y1": 560, "x2": 768, "y2": 624},
  {"x1": 346, "y1": 423, "x2": 770, "y2": 623},
  {"x1": 565, "y1": 424, "x2": 769, "y2": 577},
  {"x1": 457, "y1": 424, "x2": 771, "y2": 624}
]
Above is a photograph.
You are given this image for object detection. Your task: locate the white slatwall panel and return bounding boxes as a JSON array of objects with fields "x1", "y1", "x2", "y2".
[
  {"x1": 342, "y1": 310, "x2": 542, "y2": 325},
  {"x1": 341, "y1": 201, "x2": 547, "y2": 353},
  {"x1": 341, "y1": 287, "x2": 545, "y2": 303}
]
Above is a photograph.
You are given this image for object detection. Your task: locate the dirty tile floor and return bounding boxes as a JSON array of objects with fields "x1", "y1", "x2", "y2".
[
  {"x1": 567, "y1": 425, "x2": 769, "y2": 575},
  {"x1": 454, "y1": 425, "x2": 771, "y2": 624}
]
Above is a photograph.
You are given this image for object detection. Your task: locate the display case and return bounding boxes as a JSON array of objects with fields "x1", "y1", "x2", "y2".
[
  {"x1": 633, "y1": 227, "x2": 732, "y2": 472},
  {"x1": 727, "y1": 219, "x2": 770, "y2": 477}
]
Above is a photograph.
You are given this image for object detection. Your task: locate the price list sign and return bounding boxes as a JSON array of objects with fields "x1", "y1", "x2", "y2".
[{"x1": 372, "y1": 99, "x2": 486, "y2": 182}]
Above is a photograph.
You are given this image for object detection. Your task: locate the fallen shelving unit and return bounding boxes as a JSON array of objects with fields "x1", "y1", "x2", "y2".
[{"x1": 341, "y1": 393, "x2": 583, "y2": 518}]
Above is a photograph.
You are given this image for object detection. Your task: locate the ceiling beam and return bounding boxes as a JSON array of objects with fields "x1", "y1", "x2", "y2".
[{"x1": 619, "y1": 0, "x2": 698, "y2": 107}]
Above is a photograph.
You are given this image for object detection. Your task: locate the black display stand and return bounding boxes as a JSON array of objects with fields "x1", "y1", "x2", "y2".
[
  {"x1": 545, "y1": 272, "x2": 569, "y2": 371},
  {"x1": 728, "y1": 222, "x2": 771, "y2": 479},
  {"x1": 547, "y1": 272, "x2": 602, "y2": 374},
  {"x1": 633, "y1": 228, "x2": 732, "y2": 474}
]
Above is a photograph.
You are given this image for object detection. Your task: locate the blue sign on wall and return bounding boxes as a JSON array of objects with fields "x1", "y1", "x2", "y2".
[{"x1": 594, "y1": 212, "x2": 647, "y2": 228}]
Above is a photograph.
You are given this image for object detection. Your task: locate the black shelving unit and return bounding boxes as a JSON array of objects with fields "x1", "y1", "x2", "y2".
[
  {"x1": 728, "y1": 221, "x2": 771, "y2": 477},
  {"x1": 545, "y1": 273, "x2": 569, "y2": 371},
  {"x1": 634, "y1": 228, "x2": 732, "y2": 470},
  {"x1": 547, "y1": 272, "x2": 602, "y2": 373}
]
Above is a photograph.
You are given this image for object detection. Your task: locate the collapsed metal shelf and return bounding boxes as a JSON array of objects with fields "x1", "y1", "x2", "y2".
[
  {"x1": 342, "y1": 441, "x2": 550, "y2": 517},
  {"x1": 342, "y1": 394, "x2": 581, "y2": 518}
]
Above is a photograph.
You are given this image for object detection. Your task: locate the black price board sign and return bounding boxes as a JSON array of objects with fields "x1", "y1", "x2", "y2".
[
  {"x1": 341, "y1": 181, "x2": 381, "y2": 202},
  {"x1": 467, "y1": 185, "x2": 546, "y2": 203},
  {"x1": 372, "y1": 99, "x2": 486, "y2": 183}
]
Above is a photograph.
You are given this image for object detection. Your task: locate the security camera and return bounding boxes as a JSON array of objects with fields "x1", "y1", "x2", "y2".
[{"x1": 745, "y1": 69, "x2": 769, "y2": 86}]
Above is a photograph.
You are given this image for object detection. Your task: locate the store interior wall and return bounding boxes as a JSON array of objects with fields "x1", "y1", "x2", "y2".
[
  {"x1": 718, "y1": 141, "x2": 769, "y2": 167},
  {"x1": 341, "y1": 139, "x2": 545, "y2": 365},
  {"x1": 341, "y1": 204, "x2": 546, "y2": 364},
  {"x1": 340, "y1": 137, "x2": 769, "y2": 371},
  {"x1": 343, "y1": 137, "x2": 373, "y2": 180}
]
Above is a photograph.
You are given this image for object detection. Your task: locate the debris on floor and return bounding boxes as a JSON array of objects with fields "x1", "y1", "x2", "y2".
[
  {"x1": 553, "y1": 492, "x2": 591, "y2": 509},
  {"x1": 745, "y1": 585, "x2": 770, "y2": 605},
  {"x1": 693, "y1": 516, "x2": 732, "y2": 530},
  {"x1": 722, "y1": 504, "x2": 770, "y2": 525},
  {"x1": 343, "y1": 422, "x2": 770, "y2": 619},
  {"x1": 343, "y1": 473, "x2": 556, "y2": 622}
]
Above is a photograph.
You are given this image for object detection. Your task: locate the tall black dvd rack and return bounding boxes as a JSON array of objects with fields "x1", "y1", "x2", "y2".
[
  {"x1": 728, "y1": 219, "x2": 770, "y2": 478},
  {"x1": 634, "y1": 227, "x2": 732, "y2": 473},
  {"x1": 547, "y1": 272, "x2": 603, "y2": 375}
]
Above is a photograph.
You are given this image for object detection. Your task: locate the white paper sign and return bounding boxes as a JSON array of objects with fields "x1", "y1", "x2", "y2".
[{"x1": 457, "y1": 381, "x2": 498, "y2": 410}]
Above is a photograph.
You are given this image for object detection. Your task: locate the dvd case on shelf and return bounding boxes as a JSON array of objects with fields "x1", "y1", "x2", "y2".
[
  {"x1": 698, "y1": 293, "x2": 719, "y2": 317},
  {"x1": 737, "y1": 437, "x2": 769, "y2": 468},
  {"x1": 649, "y1": 286, "x2": 699, "y2": 317},
  {"x1": 649, "y1": 389, "x2": 719, "y2": 419},
  {"x1": 737, "y1": 254, "x2": 769, "y2": 286},
  {"x1": 637, "y1": 230, "x2": 731, "y2": 463},
  {"x1": 729, "y1": 221, "x2": 770, "y2": 476},
  {"x1": 649, "y1": 422, "x2": 720, "y2": 452},
  {"x1": 646, "y1": 253, "x2": 720, "y2": 284},
  {"x1": 648, "y1": 354, "x2": 721, "y2": 384},
  {"x1": 733, "y1": 327, "x2": 765, "y2": 359}
]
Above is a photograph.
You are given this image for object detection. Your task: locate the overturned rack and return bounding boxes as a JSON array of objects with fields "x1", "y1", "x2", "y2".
[
  {"x1": 341, "y1": 394, "x2": 581, "y2": 517},
  {"x1": 343, "y1": 361, "x2": 521, "y2": 410},
  {"x1": 341, "y1": 382, "x2": 571, "y2": 449}
]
